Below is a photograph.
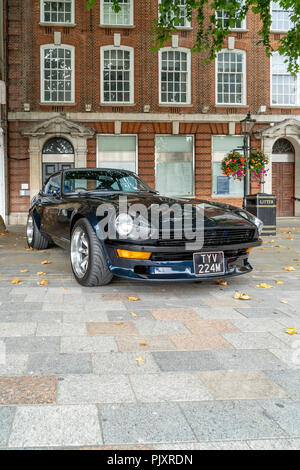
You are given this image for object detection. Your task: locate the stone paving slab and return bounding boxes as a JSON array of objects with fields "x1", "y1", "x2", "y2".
[
  {"x1": 57, "y1": 374, "x2": 135, "y2": 404},
  {"x1": 264, "y1": 370, "x2": 300, "y2": 399},
  {"x1": 212, "y1": 349, "x2": 288, "y2": 371},
  {"x1": 196, "y1": 371, "x2": 289, "y2": 400},
  {"x1": 0, "y1": 407, "x2": 15, "y2": 446},
  {"x1": 92, "y1": 352, "x2": 161, "y2": 374},
  {"x1": 0, "y1": 323, "x2": 37, "y2": 337},
  {"x1": 222, "y1": 332, "x2": 288, "y2": 350},
  {"x1": 5, "y1": 337, "x2": 60, "y2": 354},
  {"x1": 180, "y1": 401, "x2": 288, "y2": 441},
  {"x1": 258, "y1": 399, "x2": 300, "y2": 438},
  {"x1": 36, "y1": 322, "x2": 87, "y2": 337},
  {"x1": 8, "y1": 405, "x2": 103, "y2": 448},
  {"x1": 99, "y1": 403, "x2": 196, "y2": 445},
  {"x1": 152, "y1": 351, "x2": 223, "y2": 372},
  {"x1": 26, "y1": 353, "x2": 92, "y2": 375},
  {"x1": 0, "y1": 376, "x2": 57, "y2": 405},
  {"x1": 61, "y1": 336, "x2": 118, "y2": 354},
  {"x1": 129, "y1": 372, "x2": 213, "y2": 402}
]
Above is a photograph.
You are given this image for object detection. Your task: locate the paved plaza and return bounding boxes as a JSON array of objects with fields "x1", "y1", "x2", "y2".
[{"x1": 0, "y1": 221, "x2": 300, "y2": 450}]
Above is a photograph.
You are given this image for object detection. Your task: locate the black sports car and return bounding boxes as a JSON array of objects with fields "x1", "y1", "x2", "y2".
[{"x1": 26, "y1": 168, "x2": 263, "y2": 286}]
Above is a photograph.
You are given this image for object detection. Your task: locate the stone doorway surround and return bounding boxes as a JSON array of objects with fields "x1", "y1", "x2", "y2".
[
  {"x1": 254, "y1": 119, "x2": 300, "y2": 216},
  {"x1": 21, "y1": 116, "x2": 95, "y2": 199}
]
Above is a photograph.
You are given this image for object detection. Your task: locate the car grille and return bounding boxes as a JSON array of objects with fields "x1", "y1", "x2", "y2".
[{"x1": 157, "y1": 228, "x2": 256, "y2": 247}]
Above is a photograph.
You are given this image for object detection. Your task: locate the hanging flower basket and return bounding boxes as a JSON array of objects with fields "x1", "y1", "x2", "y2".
[
  {"x1": 221, "y1": 151, "x2": 247, "y2": 181},
  {"x1": 248, "y1": 150, "x2": 269, "y2": 185},
  {"x1": 221, "y1": 150, "x2": 269, "y2": 185}
]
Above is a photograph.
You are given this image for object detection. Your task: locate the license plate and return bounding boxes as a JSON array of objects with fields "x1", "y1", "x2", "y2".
[{"x1": 193, "y1": 252, "x2": 225, "y2": 277}]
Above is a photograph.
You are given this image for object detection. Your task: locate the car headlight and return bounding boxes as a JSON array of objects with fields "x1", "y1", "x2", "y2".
[
  {"x1": 237, "y1": 210, "x2": 264, "y2": 236},
  {"x1": 114, "y1": 213, "x2": 134, "y2": 238}
]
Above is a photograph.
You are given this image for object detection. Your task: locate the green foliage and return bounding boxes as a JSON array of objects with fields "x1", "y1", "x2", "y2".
[{"x1": 85, "y1": 0, "x2": 300, "y2": 74}]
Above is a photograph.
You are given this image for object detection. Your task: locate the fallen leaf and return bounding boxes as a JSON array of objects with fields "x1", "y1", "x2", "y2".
[
  {"x1": 274, "y1": 245, "x2": 284, "y2": 248},
  {"x1": 41, "y1": 260, "x2": 51, "y2": 265},
  {"x1": 116, "y1": 322, "x2": 123, "y2": 326},
  {"x1": 60, "y1": 287, "x2": 67, "y2": 291},
  {"x1": 135, "y1": 357, "x2": 145, "y2": 364},
  {"x1": 286, "y1": 328, "x2": 298, "y2": 335},
  {"x1": 293, "y1": 259, "x2": 300, "y2": 262},
  {"x1": 37, "y1": 272, "x2": 47, "y2": 276},
  {"x1": 275, "y1": 280, "x2": 284, "y2": 285},
  {"x1": 256, "y1": 283, "x2": 275, "y2": 289},
  {"x1": 39, "y1": 280, "x2": 48, "y2": 286},
  {"x1": 131, "y1": 312, "x2": 138, "y2": 318},
  {"x1": 21, "y1": 269, "x2": 28, "y2": 273},
  {"x1": 139, "y1": 342, "x2": 148, "y2": 347},
  {"x1": 25, "y1": 247, "x2": 33, "y2": 251},
  {"x1": 11, "y1": 279, "x2": 20, "y2": 285},
  {"x1": 234, "y1": 292, "x2": 252, "y2": 300},
  {"x1": 284, "y1": 266, "x2": 295, "y2": 271},
  {"x1": 281, "y1": 300, "x2": 288, "y2": 304},
  {"x1": 128, "y1": 296, "x2": 140, "y2": 301},
  {"x1": 216, "y1": 280, "x2": 227, "y2": 286}
]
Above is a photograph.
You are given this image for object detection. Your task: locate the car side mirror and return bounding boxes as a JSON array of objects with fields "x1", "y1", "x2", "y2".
[{"x1": 50, "y1": 188, "x2": 61, "y2": 199}]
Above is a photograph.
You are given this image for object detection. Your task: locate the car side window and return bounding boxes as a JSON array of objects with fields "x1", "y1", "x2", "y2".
[{"x1": 44, "y1": 174, "x2": 61, "y2": 196}]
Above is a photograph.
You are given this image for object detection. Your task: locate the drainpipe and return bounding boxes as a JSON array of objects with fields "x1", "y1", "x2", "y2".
[{"x1": 0, "y1": 0, "x2": 6, "y2": 223}]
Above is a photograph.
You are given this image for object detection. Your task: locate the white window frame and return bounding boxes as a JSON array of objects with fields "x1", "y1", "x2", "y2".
[
  {"x1": 159, "y1": 47, "x2": 191, "y2": 105},
  {"x1": 40, "y1": 0, "x2": 75, "y2": 25},
  {"x1": 158, "y1": 0, "x2": 191, "y2": 29},
  {"x1": 96, "y1": 134, "x2": 138, "y2": 173},
  {"x1": 270, "y1": 1, "x2": 294, "y2": 32},
  {"x1": 270, "y1": 53, "x2": 300, "y2": 107},
  {"x1": 100, "y1": 0, "x2": 134, "y2": 27},
  {"x1": 215, "y1": 1, "x2": 247, "y2": 31},
  {"x1": 40, "y1": 44, "x2": 75, "y2": 104},
  {"x1": 100, "y1": 45, "x2": 134, "y2": 105},
  {"x1": 155, "y1": 134, "x2": 195, "y2": 197},
  {"x1": 212, "y1": 135, "x2": 244, "y2": 198},
  {"x1": 215, "y1": 49, "x2": 247, "y2": 106}
]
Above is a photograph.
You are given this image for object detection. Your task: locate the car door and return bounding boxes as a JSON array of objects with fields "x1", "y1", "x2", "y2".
[{"x1": 40, "y1": 172, "x2": 64, "y2": 241}]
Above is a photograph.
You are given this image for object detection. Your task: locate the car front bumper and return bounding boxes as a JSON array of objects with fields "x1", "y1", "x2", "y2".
[{"x1": 103, "y1": 239, "x2": 262, "y2": 282}]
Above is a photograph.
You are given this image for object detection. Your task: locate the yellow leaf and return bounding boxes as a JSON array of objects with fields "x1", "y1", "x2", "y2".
[
  {"x1": 11, "y1": 279, "x2": 20, "y2": 285},
  {"x1": 37, "y1": 272, "x2": 47, "y2": 276},
  {"x1": 256, "y1": 283, "x2": 275, "y2": 289},
  {"x1": 39, "y1": 280, "x2": 48, "y2": 286},
  {"x1": 139, "y1": 342, "x2": 148, "y2": 347},
  {"x1": 286, "y1": 328, "x2": 298, "y2": 336},
  {"x1": 234, "y1": 292, "x2": 252, "y2": 300},
  {"x1": 60, "y1": 287, "x2": 67, "y2": 291},
  {"x1": 116, "y1": 322, "x2": 123, "y2": 326},
  {"x1": 128, "y1": 296, "x2": 140, "y2": 301},
  {"x1": 131, "y1": 312, "x2": 138, "y2": 318},
  {"x1": 275, "y1": 280, "x2": 284, "y2": 285},
  {"x1": 284, "y1": 266, "x2": 295, "y2": 271},
  {"x1": 216, "y1": 280, "x2": 227, "y2": 286},
  {"x1": 281, "y1": 300, "x2": 288, "y2": 304},
  {"x1": 41, "y1": 260, "x2": 51, "y2": 265},
  {"x1": 274, "y1": 245, "x2": 284, "y2": 248},
  {"x1": 21, "y1": 269, "x2": 28, "y2": 273},
  {"x1": 135, "y1": 357, "x2": 145, "y2": 364},
  {"x1": 25, "y1": 247, "x2": 33, "y2": 251}
]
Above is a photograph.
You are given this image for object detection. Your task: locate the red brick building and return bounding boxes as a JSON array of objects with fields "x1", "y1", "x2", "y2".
[{"x1": 2, "y1": 0, "x2": 300, "y2": 224}]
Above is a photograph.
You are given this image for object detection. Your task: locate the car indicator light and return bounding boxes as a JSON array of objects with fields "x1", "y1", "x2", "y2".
[{"x1": 117, "y1": 250, "x2": 152, "y2": 260}]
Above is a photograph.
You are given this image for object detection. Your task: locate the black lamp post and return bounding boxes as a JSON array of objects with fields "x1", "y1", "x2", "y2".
[{"x1": 240, "y1": 111, "x2": 256, "y2": 209}]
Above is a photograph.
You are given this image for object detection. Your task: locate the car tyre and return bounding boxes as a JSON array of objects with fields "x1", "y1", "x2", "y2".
[
  {"x1": 70, "y1": 218, "x2": 113, "y2": 287},
  {"x1": 26, "y1": 214, "x2": 49, "y2": 250}
]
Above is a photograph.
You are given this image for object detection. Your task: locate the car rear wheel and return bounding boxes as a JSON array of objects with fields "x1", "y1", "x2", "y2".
[
  {"x1": 26, "y1": 214, "x2": 49, "y2": 250},
  {"x1": 70, "y1": 218, "x2": 113, "y2": 287}
]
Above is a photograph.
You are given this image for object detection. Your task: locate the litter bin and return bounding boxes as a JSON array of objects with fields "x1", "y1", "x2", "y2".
[{"x1": 245, "y1": 193, "x2": 276, "y2": 236}]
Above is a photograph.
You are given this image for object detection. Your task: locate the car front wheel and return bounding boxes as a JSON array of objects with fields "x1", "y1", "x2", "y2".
[
  {"x1": 26, "y1": 214, "x2": 49, "y2": 250},
  {"x1": 70, "y1": 218, "x2": 113, "y2": 287}
]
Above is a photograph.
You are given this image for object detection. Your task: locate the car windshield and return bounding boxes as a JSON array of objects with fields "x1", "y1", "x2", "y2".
[{"x1": 63, "y1": 169, "x2": 151, "y2": 194}]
